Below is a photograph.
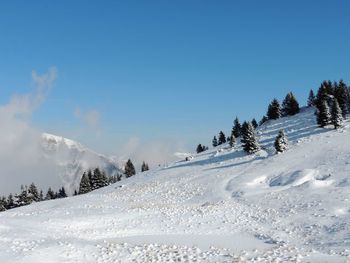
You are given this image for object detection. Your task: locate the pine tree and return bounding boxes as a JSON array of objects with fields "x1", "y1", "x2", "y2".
[
  {"x1": 331, "y1": 99, "x2": 343, "y2": 129},
  {"x1": 334, "y1": 80, "x2": 348, "y2": 117},
  {"x1": 316, "y1": 82, "x2": 330, "y2": 109},
  {"x1": 6, "y1": 194, "x2": 15, "y2": 209},
  {"x1": 317, "y1": 99, "x2": 331, "y2": 127},
  {"x1": 196, "y1": 144, "x2": 204, "y2": 154},
  {"x1": 229, "y1": 134, "x2": 236, "y2": 147},
  {"x1": 282, "y1": 92, "x2": 300, "y2": 116},
  {"x1": 308, "y1": 89, "x2": 315, "y2": 106},
  {"x1": 39, "y1": 190, "x2": 44, "y2": 201},
  {"x1": 241, "y1": 122, "x2": 260, "y2": 154},
  {"x1": 212, "y1": 136, "x2": 218, "y2": 147},
  {"x1": 124, "y1": 159, "x2": 136, "y2": 178},
  {"x1": 91, "y1": 168, "x2": 108, "y2": 189},
  {"x1": 141, "y1": 161, "x2": 150, "y2": 172},
  {"x1": 267, "y1": 98, "x2": 281, "y2": 120},
  {"x1": 0, "y1": 196, "x2": 7, "y2": 212},
  {"x1": 218, "y1": 131, "x2": 226, "y2": 145},
  {"x1": 15, "y1": 185, "x2": 31, "y2": 207},
  {"x1": 28, "y1": 182, "x2": 40, "y2": 202},
  {"x1": 58, "y1": 187, "x2": 67, "y2": 198},
  {"x1": 251, "y1": 118, "x2": 258, "y2": 129},
  {"x1": 274, "y1": 130, "x2": 288, "y2": 153},
  {"x1": 45, "y1": 187, "x2": 56, "y2": 200},
  {"x1": 232, "y1": 117, "x2": 241, "y2": 138},
  {"x1": 79, "y1": 172, "x2": 92, "y2": 194}
]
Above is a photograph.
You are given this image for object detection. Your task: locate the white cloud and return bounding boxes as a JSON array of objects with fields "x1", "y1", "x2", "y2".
[
  {"x1": 117, "y1": 137, "x2": 187, "y2": 169},
  {"x1": 0, "y1": 67, "x2": 60, "y2": 195},
  {"x1": 74, "y1": 108, "x2": 101, "y2": 129}
]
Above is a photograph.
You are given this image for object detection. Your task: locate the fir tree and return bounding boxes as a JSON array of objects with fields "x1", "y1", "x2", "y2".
[
  {"x1": 274, "y1": 130, "x2": 288, "y2": 153},
  {"x1": 218, "y1": 131, "x2": 226, "y2": 145},
  {"x1": 196, "y1": 144, "x2": 204, "y2": 154},
  {"x1": 317, "y1": 99, "x2": 331, "y2": 127},
  {"x1": 57, "y1": 187, "x2": 67, "y2": 198},
  {"x1": 212, "y1": 136, "x2": 218, "y2": 147},
  {"x1": 141, "y1": 161, "x2": 150, "y2": 172},
  {"x1": 39, "y1": 190, "x2": 44, "y2": 201},
  {"x1": 124, "y1": 159, "x2": 136, "y2": 178},
  {"x1": 315, "y1": 82, "x2": 330, "y2": 109},
  {"x1": 232, "y1": 117, "x2": 241, "y2": 138},
  {"x1": 28, "y1": 182, "x2": 40, "y2": 202},
  {"x1": 331, "y1": 99, "x2": 343, "y2": 129},
  {"x1": 45, "y1": 187, "x2": 55, "y2": 200},
  {"x1": 241, "y1": 122, "x2": 260, "y2": 154},
  {"x1": 6, "y1": 194, "x2": 15, "y2": 209},
  {"x1": 251, "y1": 118, "x2": 258, "y2": 129},
  {"x1": 91, "y1": 168, "x2": 108, "y2": 189},
  {"x1": 307, "y1": 89, "x2": 315, "y2": 106},
  {"x1": 334, "y1": 80, "x2": 348, "y2": 117},
  {"x1": 282, "y1": 92, "x2": 300, "y2": 116},
  {"x1": 0, "y1": 196, "x2": 7, "y2": 212},
  {"x1": 79, "y1": 172, "x2": 92, "y2": 194},
  {"x1": 15, "y1": 185, "x2": 31, "y2": 207},
  {"x1": 267, "y1": 98, "x2": 281, "y2": 120}
]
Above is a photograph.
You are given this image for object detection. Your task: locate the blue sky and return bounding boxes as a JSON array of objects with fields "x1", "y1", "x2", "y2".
[{"x1": 1, "y1": 1, "x2": 350, "y2": 163}]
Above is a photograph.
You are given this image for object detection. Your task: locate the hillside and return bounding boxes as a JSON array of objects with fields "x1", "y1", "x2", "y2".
[{"x1": 0, "y1": 107, "x2": 349, "y2": 262}]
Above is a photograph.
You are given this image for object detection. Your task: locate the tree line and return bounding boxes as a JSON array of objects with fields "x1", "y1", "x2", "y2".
[{"x1": 195, "y1": 79, "x2": 349, "y2": 156}]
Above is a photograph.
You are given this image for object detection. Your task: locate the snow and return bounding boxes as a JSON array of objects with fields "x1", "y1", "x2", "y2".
[{"x1": 1, "y1": 107, "x2": 350, "y2": 262}]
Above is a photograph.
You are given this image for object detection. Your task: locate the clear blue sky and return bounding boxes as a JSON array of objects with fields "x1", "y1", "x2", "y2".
[{"x1": 1, "y1": 0, "x2": 350, "y2": 159}]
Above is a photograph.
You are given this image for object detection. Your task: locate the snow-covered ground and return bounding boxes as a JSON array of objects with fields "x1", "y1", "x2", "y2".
[{"x1": 1, "y1": 107, "x2": 350, "y2": 262}]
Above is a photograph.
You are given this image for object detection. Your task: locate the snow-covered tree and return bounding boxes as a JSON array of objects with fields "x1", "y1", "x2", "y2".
[
  {"x1": 0, "y1": 196, "x2": 7, "y2": 212},
  {"x1": 28, "y1": 182, "x2": 40, "y2": 202},
  {"x1": 317, "y1": 99, "x2": 331, "y2": 127},
  {"x1": 241, "y1": 122, "x2": 260, "y2": 154},
  {"x1": 218, "y1": 131, "x2": 226, "y2": 145},
  {"x1": 334, "y1": 80, "x2": 348, "y2": 117},
  {"x1": 79, "y1": 172, "x2": 92, "y2": 194},
  {"x1": 267, "y1": 98, "x2": 281, "y2": 120},
  {"x1": 15, "y1": 185, "x2": 31, "y2": 207},
  {"x1": 259, "y1": 116, "x2": 268, "y2": 126},
  {"x1": 282, "y1": 92, "x2": 300, "y2": 116},
  {"x1": 274, "y1": 130, "x2": 288, "y2": 153},
  {"x1": 232, "y1": 117, "x2": 241, "y2": 138},
  {"x1": 331, "y1": 99, "x2": 343, "y2": 129},
  {"x1": 57, "y1": 187, "x2": 67, "y2": 198},
  {"x1": 125, "y1": 159, "x2": 136, "y2": 178},
  {"x1": 212, "y1": 136, "x2": 218, "y2": 147},
  {"x1": 6, "y1": 194, "x2": 15, "y2": 209}
]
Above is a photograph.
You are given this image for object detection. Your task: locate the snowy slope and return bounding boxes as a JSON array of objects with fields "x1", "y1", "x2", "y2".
[
  {"x1": 0, "y1": 107, "x2": 350, "y2": 262},
  {"x1": 40, "y1": 133, "x2": 122, "y2": 195}
]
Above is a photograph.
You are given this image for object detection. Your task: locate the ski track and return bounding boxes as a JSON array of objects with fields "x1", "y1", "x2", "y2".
[{"x1": 1, "y1": 107, "x2": 350, "y2": 262}]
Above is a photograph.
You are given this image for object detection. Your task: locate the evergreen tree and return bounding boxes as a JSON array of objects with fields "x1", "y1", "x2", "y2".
[
  {"x1": 39, "y1": 190, "x2": 44, "y2": 201},
  {"x1": 331, "y1": 99, "x2": 343, "y2": 129},
  {"x1": 45, "y1": 187, "x2": 56, "y2": 200},
  {"x1": 79, "y1": 172, "x2": 92, "y2": 194},
  {"x1": 6, "y1": 194, "x2": 15, "y2": 209},
  {"x1": 229, "y1": 134, "x2": 236, "y2": 147},
  {"x1": 212, "y1": 136, "x2": 218, "y2": 147},
  {"x1": 274, "y1": 130, "x2": 288, "y2": 153},
  {"x1": 251, "y1": 118, "x2": 258, "y2": 129},
  {"x1": 196, "y1": 144, "x2": 204, "y2": 154},
  {"x1": 317, "y1": 99, "x2": 331, "y2": 127},
  {"x1": 58, "y1": 187, "x2": 67, "y2": 198},
  {"x1": 282, "y1": 92, "x2": 300, "y2": 116},
  {"x1": 232, "y1": 117, "x2": 241, "y2": 138},
  {"x1": 334, "y1": 80, "x2": 348, "y2": 117},
  {"x1": 0, "y1": 196, "x2": 7, "y2": 212},
  {"x1": 124, "y1": 159, "x2": 136, "y2": 178},
  {"x1": 218, "y1": 131, "x2": 226, "y2": 145},
  {"x1": 15, "y1": 185, "x2": 31, "y2": 207},
  {"x1": 315, "y1": 82, "x2": 331, "y2": 109},
  {"x1": 141, "y1": 161, "x2": 150, "y2": 172},
  {"x1": 307, "y1": 89, "x2": 315, "y2": 106},
  {"x1": 90, "y1": 168, "x2": 108, "y2": 189},
  {"x1": 267, "y1": 98, "x2": 281, "y2": 120},
  {"x1": 28, "y1": 182, "x2": 40, "y2": 202},
  {"x1": 259, "y1": 116, "x2": 268, "y2": 126},
  {"x1": 241, "y1": 122, "x2": 260, "y2": 154},
  {"x1": 73, "y1": 190, "x2": 78, "y2": 196}
]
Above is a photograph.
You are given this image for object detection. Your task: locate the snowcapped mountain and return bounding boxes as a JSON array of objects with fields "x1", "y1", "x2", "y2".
[
  {"x1": 40, "y1": 133, "x2": 122, "y2": 195},
  {"x1": 1, "y1": 107, "x2": 350, "y2": 262}
]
